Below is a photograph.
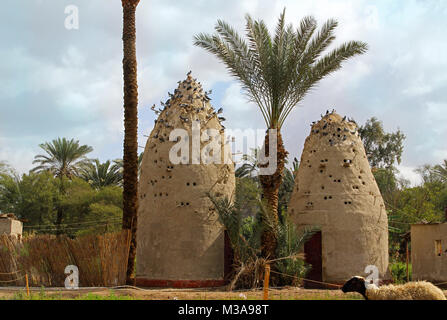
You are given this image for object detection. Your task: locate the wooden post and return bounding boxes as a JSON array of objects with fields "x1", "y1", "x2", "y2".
[
  {"x1": 263, "y1": 264, "x2": 270, "y2": 300},
  {"x1": 406, "y1": 241, "x2": 409, "y2": 282},
  {"x1": 25, "y1": 274, "x2": 30, "y2": 297}
]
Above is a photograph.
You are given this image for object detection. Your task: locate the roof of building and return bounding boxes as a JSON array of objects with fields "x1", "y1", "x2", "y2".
[
  {"x1": 411, "y1": 219, "x2": 446, "y2": 225},
  {"x1": 0, "y1": 213, "x2": 18, "y2": 220}
]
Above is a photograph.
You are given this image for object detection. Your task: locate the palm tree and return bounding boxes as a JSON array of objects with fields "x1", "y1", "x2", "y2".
[
  {"x1": 121, "y1": 0, "x2": 140, "y2": 285},
  {"x1": 235, "y1": 148, "x2": 261, "y2": 178},
  {"x1": 32, "y1": 138, "x2": 93, "y2": 178},
  {"x1": 32, "y1": 137, "x2": 93, "y2": 233},
  {"x1": 194, "y1": 9, "x2": 367, "y2": 259},
  {"x1": 80, "y1": 159, "x2": 123, "y2": 189},
  {"x1": 433, "y1": 160, "x2": 447, "y2": 183}
]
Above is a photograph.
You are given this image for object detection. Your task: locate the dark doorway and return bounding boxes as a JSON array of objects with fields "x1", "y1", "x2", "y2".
[
  {"x1": 224, "y1": 230, "x2": 234, "y2": 283},
  {"x1": 303, "y1": 230, "x2": 323, "y2": 289}
]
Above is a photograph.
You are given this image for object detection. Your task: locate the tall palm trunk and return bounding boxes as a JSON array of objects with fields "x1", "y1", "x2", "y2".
[
  {"x1": 121, "y1": 0, "x2": 140, "y2": 285},
  {"x1": 259, "y1": 130, "x2": 288, "y2": 259},
  {"x1": 55, "y1": 175, "x2": 66, "y2": 236}
]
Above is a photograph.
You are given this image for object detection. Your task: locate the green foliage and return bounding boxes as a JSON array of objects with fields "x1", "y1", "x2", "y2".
[
  {"x1": 208, "y1": 187, "x2": 313, "y2": 288},
  {"x1": 80, "y1": 159, "x2": 123, "y2": 189},
  {"x1": 275, "y1": 215, "x2": 316, "y2": 286},
  {"x1": 358, "y1": 117, "x2": 405, "y2": 169},
  {"x1": 194, "y1": 8, "x2": 367, "y2": 129},
  {"x1": 389, "y1": 261, "x2": 411, "y2": 284},
  {"x1": 31, "y1": 137, "x2": 93, "y2": 178},
  {"x1": 278, "y1": 167, "x2": 295, "y2": 219},
  {"x1": 0, "y1": 171, "x2": 122, "y2": 236},
  {"x1": 236, "y1": 177, "x2": 261, "y2": 218},
  {"x1": 0, "y1": 171, "x2": 59, "y2": 224}
]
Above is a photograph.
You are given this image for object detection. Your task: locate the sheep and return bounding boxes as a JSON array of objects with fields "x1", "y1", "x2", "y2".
[{"x1": 341, "y1": 276, "x2": 446, "y2": 300}]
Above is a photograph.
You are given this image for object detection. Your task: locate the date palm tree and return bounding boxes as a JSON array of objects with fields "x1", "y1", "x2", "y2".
[
  {"x1": 194, "y1": 9, "x2": 367, "y2": 259},
  {"x1": 31, "y1": 137, "x2": 93, "y2": 233},
  {"x1": 80, "y1": 159, "x2": 123, "y2": 189},
  {"x1": 121, "y1": 0, "x2": 140, "y2": 285},
  {"x1": 32, "y1": 138, "x2": 93, "y2": 178},
  {"x1": 433, "y1": 160, "x2": 447, "y2": 183}
]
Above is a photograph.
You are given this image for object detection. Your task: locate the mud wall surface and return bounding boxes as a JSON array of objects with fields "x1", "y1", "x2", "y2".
[
  {"x1": 288, "y1": 112, "x2": 389, "y2": 283},
  {"x1": 137, "y1": 75, "x2": 235, "y2": 284}
]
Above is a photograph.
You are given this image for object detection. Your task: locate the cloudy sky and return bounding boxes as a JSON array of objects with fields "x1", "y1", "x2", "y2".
[{"x1": 1, "y1": 0, "x2": 446, "y2": 185}]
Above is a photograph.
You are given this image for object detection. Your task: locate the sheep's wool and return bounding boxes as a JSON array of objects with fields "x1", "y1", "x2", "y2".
[
  {"x1": 136, "y1": 75, "x2": 235, "y2": 284},
  {"x1": 288, "y1": 112, "x2": 389, "y2": 283},
  {"x1": 367, "y1": 281, "x2": 446, "y2": 300}
]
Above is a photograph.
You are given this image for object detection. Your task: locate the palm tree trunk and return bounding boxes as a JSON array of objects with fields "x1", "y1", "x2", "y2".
[
  {"x1": 259, "y1": 130, "x2": 288, "y2": 260},
  {"x1": 121, "y1": 0, "x2": 140, "y2": 285},
  {"x1": 56, "y1": 175, "x2": 66, "y2": 236}
]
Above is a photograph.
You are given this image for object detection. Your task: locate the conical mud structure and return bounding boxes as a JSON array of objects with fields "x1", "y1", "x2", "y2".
[
  {"x1": 288, "y1": 112, "x2": 388, "y2": 284},
  {"x1": 136, "y1": 73, "x2": 235, "y2": 288}
]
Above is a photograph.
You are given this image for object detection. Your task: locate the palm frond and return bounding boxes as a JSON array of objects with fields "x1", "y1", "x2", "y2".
[{"x1": 194, "y1": 9, "x2": 368, "y2": 129}]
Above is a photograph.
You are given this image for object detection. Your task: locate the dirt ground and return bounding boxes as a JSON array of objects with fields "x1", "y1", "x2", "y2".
[{"x1": 0, "y1": 286, "x2": 364, "y2": 300}]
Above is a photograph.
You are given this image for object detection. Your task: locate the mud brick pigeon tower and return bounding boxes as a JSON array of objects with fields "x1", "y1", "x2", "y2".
[
  {"x1": 136, "y1": 73, "x2": 235, "y2": 288},
  {"x1": 288, "y1": 112, "x2": 389, "y2": 285}
]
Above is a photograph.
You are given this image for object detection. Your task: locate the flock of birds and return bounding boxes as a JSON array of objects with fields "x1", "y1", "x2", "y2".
[
  {"x1": 310, "y1": 109, "x2": 359, "y2": 147},
  {"x1": 147, "y1": 73, "x2": 360, "y2": 148},
  {"x1": 148, "y1": 71, "x2": 227, "y2": 144}
]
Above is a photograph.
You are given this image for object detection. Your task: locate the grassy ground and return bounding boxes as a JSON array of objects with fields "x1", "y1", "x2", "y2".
[{"x1": 0, "y1": 287, "x2": 363, "y2": 300}]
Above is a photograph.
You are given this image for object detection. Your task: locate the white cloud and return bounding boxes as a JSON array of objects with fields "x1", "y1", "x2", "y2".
[{"x1": 396, "y1": 165, "x2": 422, "y2": 187}]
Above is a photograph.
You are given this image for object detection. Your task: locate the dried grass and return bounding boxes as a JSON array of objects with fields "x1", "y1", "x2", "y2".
[{"x1": 0, "y1": 230, "x2": 130, "y2": 287}]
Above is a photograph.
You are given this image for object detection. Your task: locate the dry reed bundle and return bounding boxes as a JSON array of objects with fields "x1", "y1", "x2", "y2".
[{"x1": 0, "y1": 230, "x2": 130, "y2": 287}]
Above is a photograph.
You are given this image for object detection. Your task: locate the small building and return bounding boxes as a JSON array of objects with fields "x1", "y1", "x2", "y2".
[
  {"x1": 0, "y1": 213, "x2": 23, "y2": 239},
  {"x1": 411, "y1": 222, "x2": 447, "y2": 284}
]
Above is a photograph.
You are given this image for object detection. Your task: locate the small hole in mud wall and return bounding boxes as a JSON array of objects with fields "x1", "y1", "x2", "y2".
[
  {"x1": 321, "y1": 186, "x2": 325, "y2": 190},
  {"x1": 344, "y1": 201, "x2": 352, "y2": 205},
  {"x1": 193, "y1": 182, "x2": 197, "y2": 186},
  {"x1": 187, "y1": 182, "x2": 190, "y2": 186}
]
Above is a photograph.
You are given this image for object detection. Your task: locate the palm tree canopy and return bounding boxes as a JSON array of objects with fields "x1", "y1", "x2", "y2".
[
  {"x1": 433, "y1": 160, "x2": 447, "y2": 183},
  {"x1": 31, "y1": 137, "x2": 93, "y2": 178},
  {"x1": 80, "y1": 159, "x2": 123, "y2": 189},
  {"x1": 194, "y1": 8, "x2": 368, "y2": 129}
]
